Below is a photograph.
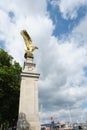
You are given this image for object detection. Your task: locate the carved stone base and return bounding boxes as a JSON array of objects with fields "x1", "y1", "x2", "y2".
[{"x1": 17, "y1": 113, "x2": 40, "y2": 130}]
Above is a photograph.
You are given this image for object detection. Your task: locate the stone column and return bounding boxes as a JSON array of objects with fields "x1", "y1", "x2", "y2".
[{"x1": 17, "y1": 58, "x2": 40, "y2": 130}]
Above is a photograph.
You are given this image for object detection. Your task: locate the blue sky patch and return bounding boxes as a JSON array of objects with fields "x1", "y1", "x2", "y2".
[
  {"x1": 0, "y1": 40, "x2": 5, "y2": 49},
  {"x1": 80, "y1": 102, "x2": 87, "y2": 109},
  {"x1": 83, "y1": 66, "x2": 87, "y2": 77},
  {"x1": 8, "y1": 11, "x2": 15, "y2": 19},
  {"x1": 8, "y1": 11, "x2": 15, "y2": 23},
  {"x1": 47, "y1": 1, "x2": 87, "y2": 38}
]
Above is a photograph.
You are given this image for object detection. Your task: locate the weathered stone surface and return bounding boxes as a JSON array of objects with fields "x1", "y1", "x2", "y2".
[{"x1": 17, "y1": 58, "x2": 40, "y2": 130}]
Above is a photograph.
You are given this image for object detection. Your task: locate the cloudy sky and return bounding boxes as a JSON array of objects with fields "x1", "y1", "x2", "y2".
[{"x1": 0, "y1": 0, "x2": 87, "y2": 124}]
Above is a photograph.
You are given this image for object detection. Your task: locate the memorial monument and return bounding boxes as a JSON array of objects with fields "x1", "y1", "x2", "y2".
[{"x1": 17, "y1": 30, "x2": 40, "y2": 130}]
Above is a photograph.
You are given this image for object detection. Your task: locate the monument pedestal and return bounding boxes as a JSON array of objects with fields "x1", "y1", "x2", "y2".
[{"x1": 17, "y1": 58, "x2": 40, "y2": 130}]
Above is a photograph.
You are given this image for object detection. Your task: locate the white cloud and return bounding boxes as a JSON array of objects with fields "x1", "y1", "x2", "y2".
[
  {"x1": 72, "y1": 15, "x2": 87, "y2": 42},
  {"x1": 39, "y1": 36, "x2": 87, "y2": 113},
  {"x1": 53, "y1": 0, "x2": 87, "y2": 19},
  {"x1": 0, "y1": 0, "x2": 53, "y2": 64},
  {"x1": 40, "y1": 107, "x2": 87, "y2": 123}
]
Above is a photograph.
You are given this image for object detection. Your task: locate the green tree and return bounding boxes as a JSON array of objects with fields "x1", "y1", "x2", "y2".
[{"x1": 0, "y1": 48, "x2": 22, "y2": 127}]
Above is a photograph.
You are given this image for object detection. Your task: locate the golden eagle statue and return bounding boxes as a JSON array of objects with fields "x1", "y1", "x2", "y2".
[{"x1": 21, "y1": 30, "x2": 38, "y2": 58}]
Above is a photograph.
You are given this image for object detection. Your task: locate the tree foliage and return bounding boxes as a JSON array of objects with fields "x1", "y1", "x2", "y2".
[{"x1": 0, "y1": 48, "x2": 22, "y2": 127}]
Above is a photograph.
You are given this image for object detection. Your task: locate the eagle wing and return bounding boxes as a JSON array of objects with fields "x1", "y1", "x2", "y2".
[{"x1": 21, "y1": 30, "x2": 32, "y2": 49}]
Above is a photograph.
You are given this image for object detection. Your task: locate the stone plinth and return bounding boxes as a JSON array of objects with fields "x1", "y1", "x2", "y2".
[{"x1": 17, "y1": 58, "x2": 40, "y2": 130}]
